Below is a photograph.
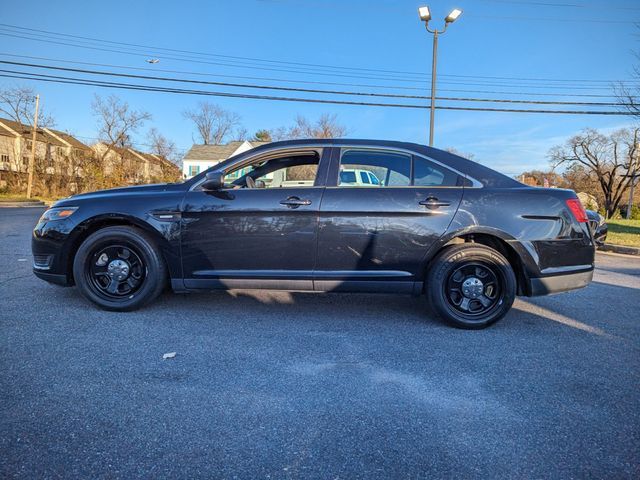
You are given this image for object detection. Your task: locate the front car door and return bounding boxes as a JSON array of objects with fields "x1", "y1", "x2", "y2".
[
  {"x1": 180, "y1": 146, "x2": 330, "y2": 290},
  {"x1": 315, "y1": 146, "x2": 465, "y2": 293}
]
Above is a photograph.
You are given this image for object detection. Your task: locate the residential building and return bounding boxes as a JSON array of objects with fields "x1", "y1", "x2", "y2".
[
  {"x1": 182, "y1": 140, "x2": 269, "y2": 179},
  {"x1": 0, "y1": 117, "x2": 92, "y2": 190},
  {"x1": 0, "y1": 117, "x2": 180, "y2": 193}
]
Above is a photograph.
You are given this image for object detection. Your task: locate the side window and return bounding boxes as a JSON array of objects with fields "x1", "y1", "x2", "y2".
[
  {"x1": 339, "y1": 150, "x2": 410, "y2": 187},
  {"x1": 225, "y1": 152, "x2": 320, "y2": 189},
  {"x1": 412, "y1": 156, "x2": 460, "y2": 187}
]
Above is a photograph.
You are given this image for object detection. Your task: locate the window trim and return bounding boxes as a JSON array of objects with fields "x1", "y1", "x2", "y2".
[{"x1": 189, "y1": 143, "x2": 482, "y2": 191}]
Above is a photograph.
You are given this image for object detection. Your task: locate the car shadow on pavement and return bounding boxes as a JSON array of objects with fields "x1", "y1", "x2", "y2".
[{"x1": 41, "y1": 274, "x2": 637, "y2": 340}]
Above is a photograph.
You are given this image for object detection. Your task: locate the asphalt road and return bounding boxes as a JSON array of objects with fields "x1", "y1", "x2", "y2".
[{"x1": 1, "y1": 207, "x2": 639, "y2": 479}]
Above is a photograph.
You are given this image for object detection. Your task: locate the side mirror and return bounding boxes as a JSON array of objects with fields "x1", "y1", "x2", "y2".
[{"x1": 201, "y1": 171, "x2": 224, "y2": 191}]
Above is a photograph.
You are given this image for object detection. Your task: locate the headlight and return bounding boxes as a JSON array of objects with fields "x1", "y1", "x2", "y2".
[{"x1": 39, "y1": 206, "x2": 78, "y2": 222}]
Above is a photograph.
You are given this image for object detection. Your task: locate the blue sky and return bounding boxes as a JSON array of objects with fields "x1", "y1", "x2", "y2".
[{"x1": 1, "y1": 0, "x2": 638, "y2": 176}]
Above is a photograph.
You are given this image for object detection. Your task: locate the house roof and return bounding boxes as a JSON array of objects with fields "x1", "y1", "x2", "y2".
[
  {"x1": 91, "y1": 142, "x2": 180, "y2": 172},
  {"x1": 0, "y1": 118, "x2": 65, "y2": 146},
  {"x1": 46, "y1": 128, "x2": 91, "y2": 150},
  {"x1": 0, "y1": 118, "x2": 90, "y2": 150},
  {"x1": 183, "y1": 141, "x2": 269, "y2": 162}
]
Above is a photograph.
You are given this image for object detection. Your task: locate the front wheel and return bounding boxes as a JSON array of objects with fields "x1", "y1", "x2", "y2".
[
  {"x1": 426, "y1": 244, "x2": 516, "y2": 329},
  {"x1": 72, "y1": 226, "x2": 167, "y2": 311}
]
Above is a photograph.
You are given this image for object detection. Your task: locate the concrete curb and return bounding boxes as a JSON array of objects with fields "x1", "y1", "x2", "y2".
[
  {"x1": 598, "y1": 243, "x2": 640, "y2": 256},
  {"x1": 0, "y1": 201, "x2": 47, "y2": 208}
]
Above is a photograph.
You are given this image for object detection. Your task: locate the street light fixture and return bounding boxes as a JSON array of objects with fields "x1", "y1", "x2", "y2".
[
  {"x1": 445, "y1": 8, "x2": 462, "y2": 23},
  {"x1": 418, "y1": 6, "x2": 463, "y2": 146},
  {"x1": 418, "y1": 6, "x2": 431, "y2": 22}
]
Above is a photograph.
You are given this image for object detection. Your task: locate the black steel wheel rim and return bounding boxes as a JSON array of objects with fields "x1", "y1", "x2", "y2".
[
  {"x1": 86, "y1": 243, "x2": 146, "y2": 299},
  {"x1": 444, "y1": 261, "x2": 503, "y2": 318}
]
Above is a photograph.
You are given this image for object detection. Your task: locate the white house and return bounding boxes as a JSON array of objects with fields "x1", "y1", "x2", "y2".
[{"x1": 181, "y1": 140, "x2": 269, "y2": 179}]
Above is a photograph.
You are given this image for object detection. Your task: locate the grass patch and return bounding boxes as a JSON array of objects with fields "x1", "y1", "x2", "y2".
[{"x1": 606, "y1": 219, "x2": 640, "y2": 247}]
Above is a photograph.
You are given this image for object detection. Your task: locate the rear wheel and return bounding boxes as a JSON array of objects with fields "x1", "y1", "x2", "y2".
[
  {"x1": 426, "y1": 244, "x2": 516, "y2": 329},
  {"x1": 73, "y1": 226, "x2": 166, "y2": 311}
]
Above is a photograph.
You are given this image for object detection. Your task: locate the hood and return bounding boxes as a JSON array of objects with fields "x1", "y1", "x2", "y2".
[{"x1": 53, "y1": 182, "x2": 183, "y2": 206}]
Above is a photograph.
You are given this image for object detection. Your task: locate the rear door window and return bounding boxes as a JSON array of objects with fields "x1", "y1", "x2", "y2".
[
  {"x1": 338, "y1": 150, "x2": 411, "y2": 187},
  {"x1": 413, "y1": 156, "x2": 460, "y2": 187}
]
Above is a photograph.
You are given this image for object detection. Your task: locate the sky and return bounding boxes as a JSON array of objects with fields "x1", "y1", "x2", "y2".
[{"x1": 1, "y1": 0, "x2": 638, "y2": 176}]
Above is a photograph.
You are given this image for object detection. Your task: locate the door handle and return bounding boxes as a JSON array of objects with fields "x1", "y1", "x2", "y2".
[
  {"x1": 280, "y1": 196, "x2": 312, "y2": 208},
  {"x1": 419, "y1": 196, "x2": 451, "y2": 209}
]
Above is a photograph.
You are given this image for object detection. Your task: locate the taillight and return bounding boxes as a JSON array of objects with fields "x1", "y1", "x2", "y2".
[{"x1": 566, "y1": 198, "x2": 588, "y2": 223}]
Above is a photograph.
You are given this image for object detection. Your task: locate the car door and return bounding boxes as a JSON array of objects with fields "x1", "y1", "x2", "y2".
[
  {"x1": 180, "y1": 147, "x2": 330, "y2": 290},
  {"x1": 315, "y1": 146, "x2": 464, "y2": 293}
]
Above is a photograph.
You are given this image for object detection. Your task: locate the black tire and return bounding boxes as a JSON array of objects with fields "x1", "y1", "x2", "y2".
[
  {"x1": 426, "y1": 244, "x2": 516, "y2": 329},
  {"x1": 72, "y1": 226, "x2": 167, "y2": 311}
]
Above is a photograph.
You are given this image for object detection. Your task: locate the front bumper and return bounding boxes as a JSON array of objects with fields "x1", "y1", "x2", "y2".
[
  {"x1": 528, "y1": 268, "x2": 593, "y2": 296},
  {"x1": 33, "y1": 270, "x2": 71, "y2": 286}
]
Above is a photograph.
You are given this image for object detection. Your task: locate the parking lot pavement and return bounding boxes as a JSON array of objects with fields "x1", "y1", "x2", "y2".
[{"x1": 1, "y1": 207, "x2": 639, "y2": 479}]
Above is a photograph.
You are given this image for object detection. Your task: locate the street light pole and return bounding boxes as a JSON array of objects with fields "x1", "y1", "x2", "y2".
[
  {"x1": 418, "y1": 6, "x2": 462, "y2": 147},
  {"x1": 429, "y1": 30, "x2": 438, "y2": 146}
]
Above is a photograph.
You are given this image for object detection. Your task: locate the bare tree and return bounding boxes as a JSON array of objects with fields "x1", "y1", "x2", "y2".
[
  {"x1": 616, "y1": 82, "x2": 640, "y2": 119},
  {"x1": 0, "y1": 85, "x2": 55, "y2": 127},
  {"x1": 445, "y1": 147, "x2": 475, "y2": 160},
  {"x1": 91, "y1": 95, "x2": 151, "y2": 188},
  {"x1": 147, "y1": 127, "x2": 178, "y2": 163},
  {"x1": 232, "y1": 127, "x2": 249, "y2": 142},
  {"x1": 271, "y1": 113, "x2": 348, "y2": 140},
  {"x1": 182, "y1": 102, "x2": 241, "y2": 144},
  {"x1": 549, "y1": 127, "x2": 640, "y2": 218},
  {"x1": 93, "y1": 95, "x2": 150, "y2": 150}
]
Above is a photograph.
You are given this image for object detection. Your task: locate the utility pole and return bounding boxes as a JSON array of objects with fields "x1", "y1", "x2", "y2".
[
  {"x1": 626, "y1": 142, "x2": 639, "y2": 220},
  {"x1": 26, "y1": 94, "x2": 39, "y2": 199}
]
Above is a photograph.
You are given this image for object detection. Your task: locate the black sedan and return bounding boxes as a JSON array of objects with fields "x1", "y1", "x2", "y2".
[{"x1": 32, "y1": 139, "x2": 595, "y2": 329}]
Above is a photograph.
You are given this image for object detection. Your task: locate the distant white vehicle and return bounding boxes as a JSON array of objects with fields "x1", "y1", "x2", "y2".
[
  {"x1": 339, "y1": 168, "x2": 381, "y2": 186},
  {"x1": 146, "y1": 58, "x2": 160, "y2": 64}
]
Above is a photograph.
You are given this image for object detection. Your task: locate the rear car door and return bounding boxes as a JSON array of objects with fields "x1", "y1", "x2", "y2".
[
  {"x1": 180, "y1": 147, "x2": 330, "y2": 290},
  {"x1": 315, "y1": 146, "x2": 464, "y2": 292}
]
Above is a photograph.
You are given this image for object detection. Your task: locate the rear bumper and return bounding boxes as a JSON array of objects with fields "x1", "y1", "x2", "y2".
[{"x1": 528, "y1": 268, "x2": 593, "y2": 296}]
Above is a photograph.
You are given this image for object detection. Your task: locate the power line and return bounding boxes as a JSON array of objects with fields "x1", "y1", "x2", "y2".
[
  {"x1": 465, "y1": 13, "x2": 637, "y2": 23},
  {"x1": 0, "y1": 27, "x2": 635, "y2": 90},
  {"x1": 0, "y1": 23, "x2": 634, "y2": 83},
  {"x1": 481, "y1": 0, "x2": 640, "y2": 10},
  {"x1": 0, "y1": 60, "x2": 622, "y2": 107},
  {"x1": 0, "y1": 52, "x2": 624, "y2": 98},
  {"x1": 0, "y1": 52, "x2": 622, "y2": 99},
  {"x1": 1, "y1": 70, "x2": 633, "y2": 116}
]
